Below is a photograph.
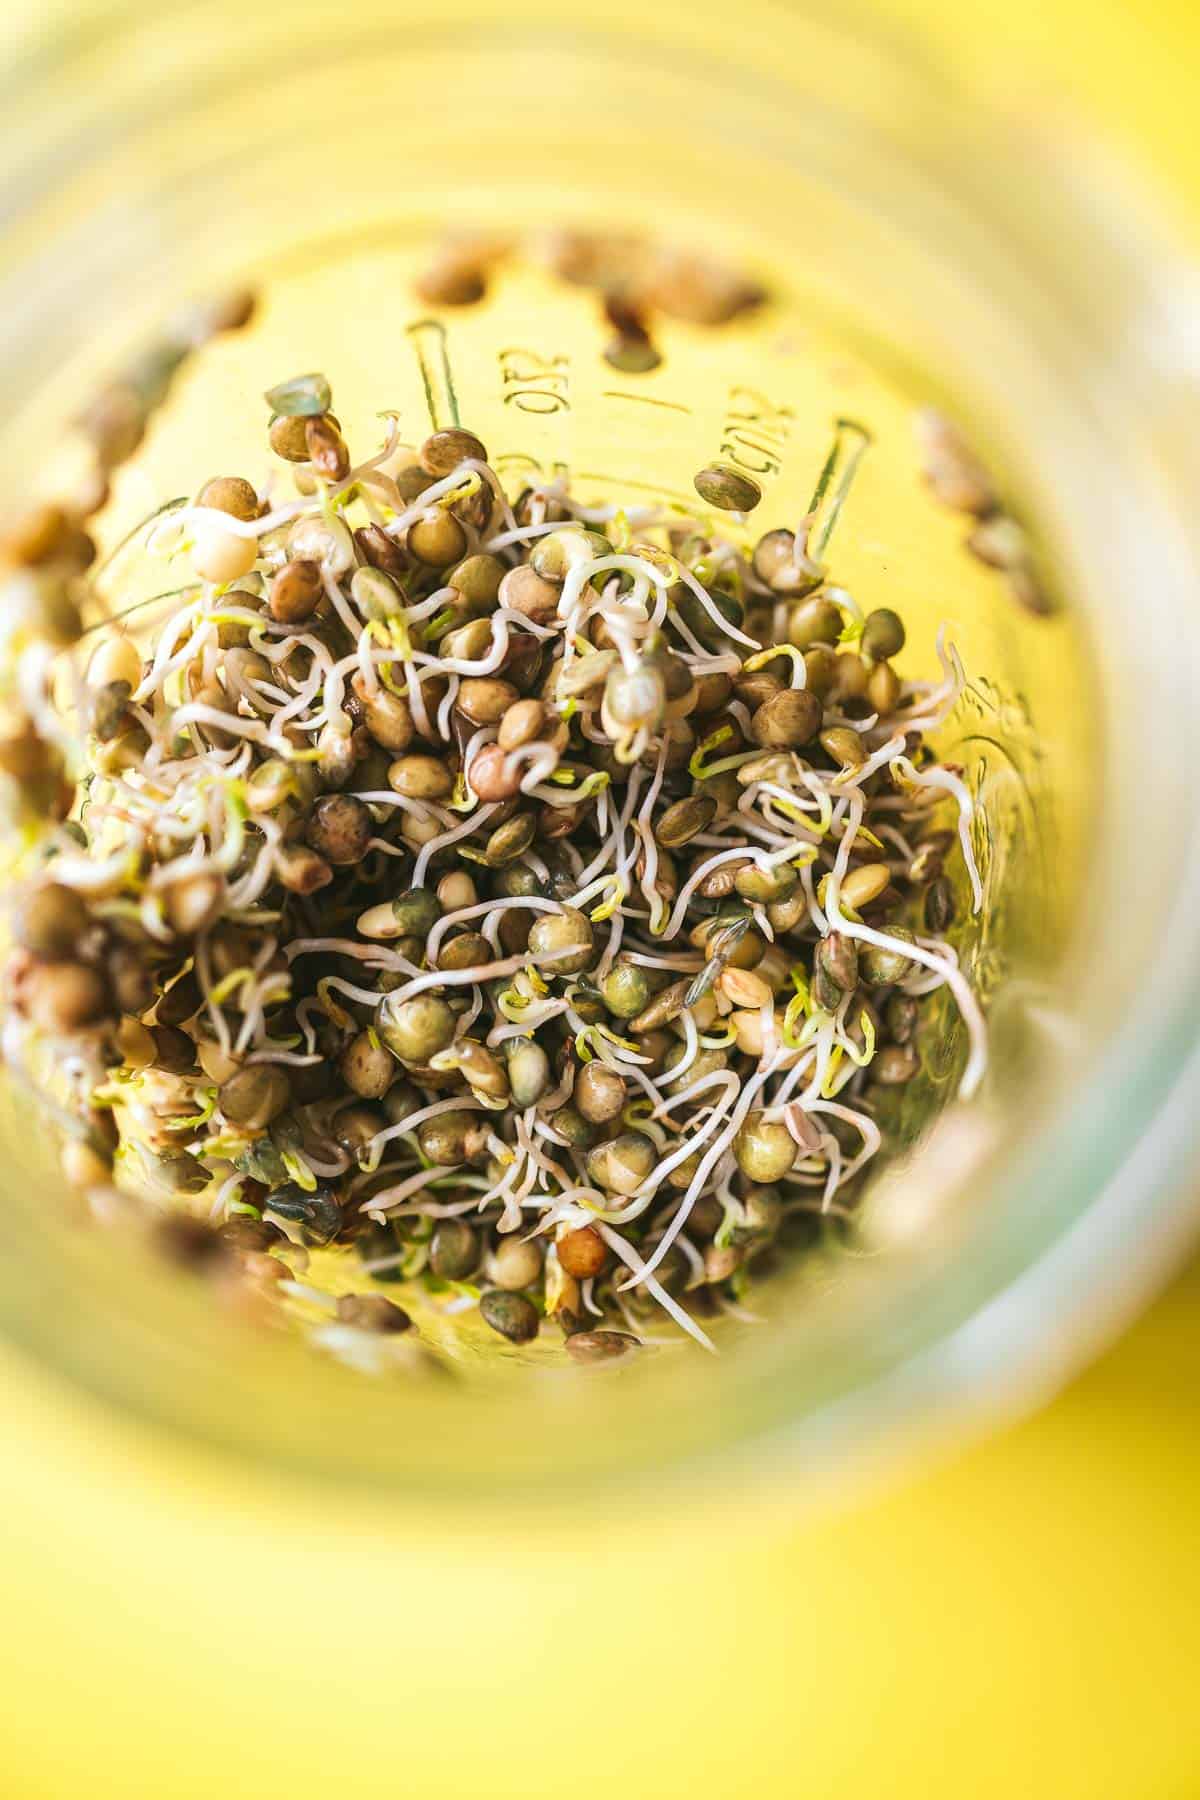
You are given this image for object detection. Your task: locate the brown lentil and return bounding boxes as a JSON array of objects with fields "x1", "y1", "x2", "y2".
[
  {"x1": 388, "y1": 754, "x2": 454, "y2": 800},
  {"x1": 479, "y1": 1289, "x2": 540, "y2": 1344},
  {"x1": 498, "y1": 564, "x2": 561, "y2": 624},
  {"x1": 12, "y1": 883, "x2": 89, "y2": 959},
  {"x1": 457, "y1": 677, "x2": 519, "y2": 725},
  {"x1": 407, "y1": 509, "x2": 468, "y2": 568},
  {"x1": 340, "y1": 1031, "x2": 396, "y2": 1099},
  {"x1": 306, "y1": 794, "x2": 373, "y2": 864},
  {"x1": 26, "y1": 961, "x2": 109, "y2": 1032},
  {"x1": 336, "y1": 1293, "x2": 412, "y2": 1333},
  {"x1": 693, "y1": 463, "x2": 762, "y2": 514},
  {"x1": 355, "y1": 522, "x2": 407, "y2": 576},
  {"x1": 557, "y1": 1225, "x2": 609, "y2": 1280},
  {"x1": 305, "y1": 415, "x2": 350, "y2": 480},
  {"x1": 565, "y1": 1330, "x2": 638, "y2": 1364},
  {"x1": 468, "y1": 742, "x2": 522, "y2": 802},
  {"x1": 218, "y1": 1064, "x2": 289, "y2": 1128},
  {"x1": 197, "y1": 475, "x2": 260, "y2": 520},
  {"x1": 268, "y1": 559, "x2": 323, "y2": 624},
  {"x1": 575, "y1": 1060, "x2": 627, "y2": 1124},
  {"x1": 752, "y1": 688, "x2": 823, "y2": 749},
  {"x1": 419, "y1": 429, "x2": 488, "y2": 477}
]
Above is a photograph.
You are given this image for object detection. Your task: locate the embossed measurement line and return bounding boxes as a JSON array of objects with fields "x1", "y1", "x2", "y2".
[
  {"x1": 493, "y1": 453, "x2": 570, "y2": 483},
  {"x1": 806, "y1": 417, "x2": 872, "y2": 561},
  {"x1": 406, "y1": 319, "x2": 461, "y2": 430},
  {"x1": 721, "y1": 384, "x2": 793, "y2": 476},
  {"x1": 499, "y1": 347, "x2": 569, "y2": 414},
  {"x1": 600, "y1": 391, "x2": 692, "y2": 415},
  {"x1": 576, "y1": 473, "x2": 706, "y2": 511}
]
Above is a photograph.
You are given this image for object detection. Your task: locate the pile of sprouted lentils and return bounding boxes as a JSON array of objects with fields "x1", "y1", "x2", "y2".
[{"x1": 0, "y1": 281, "x2": 990, "y2": 1366}]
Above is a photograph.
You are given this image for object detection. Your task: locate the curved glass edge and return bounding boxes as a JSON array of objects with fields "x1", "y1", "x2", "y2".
[{"x1": 0, "y1": 3, "x2": 1195, "y2": 1498}]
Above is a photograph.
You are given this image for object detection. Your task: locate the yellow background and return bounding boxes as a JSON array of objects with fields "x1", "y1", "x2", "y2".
[{"x1": 3, "y1": 1, "x2": 1200, "y2": 1795}]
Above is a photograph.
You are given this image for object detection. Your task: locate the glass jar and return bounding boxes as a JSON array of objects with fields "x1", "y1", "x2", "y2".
[{"x1": 0, "y1": 0, "x2": 1197, "y2": 1499}]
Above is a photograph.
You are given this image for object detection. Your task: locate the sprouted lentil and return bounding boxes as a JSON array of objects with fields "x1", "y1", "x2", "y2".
[
  {"x1": 413, "y1": 229, "x2": 763, "y2": 378},
  {"x1": 915, "y1": 408, "x2": 1054, "y2": 615},
  {"x1": 0, "y1": 342, "x2": 989, "y2": 1363}
]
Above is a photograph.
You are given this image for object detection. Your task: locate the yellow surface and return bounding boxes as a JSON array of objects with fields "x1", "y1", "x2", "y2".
[
  {"x1": 3, "y1": 1261, "x2": 1198, "y2": 1799},
  {"x1": 3, "y1": 1, "x2": 1200, "y2": 1795}
]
